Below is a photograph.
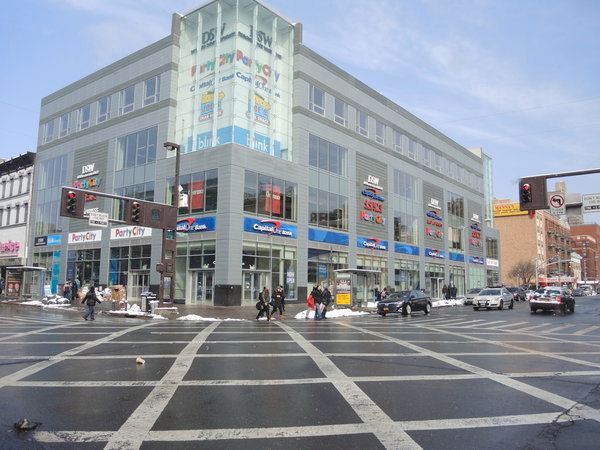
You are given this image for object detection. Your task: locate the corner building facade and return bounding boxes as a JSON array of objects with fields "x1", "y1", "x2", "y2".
[{"x1": 30, "y1": 0, "x2": 500, "y2": 306}]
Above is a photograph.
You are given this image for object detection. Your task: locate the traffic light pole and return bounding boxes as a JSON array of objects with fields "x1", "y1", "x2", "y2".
[{"x1": 519, "y1": 168, "x2": 600, "y2": 211}]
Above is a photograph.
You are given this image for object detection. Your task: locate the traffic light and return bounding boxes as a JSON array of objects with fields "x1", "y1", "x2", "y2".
[
  {"x1": 60, "y1": 187, "x2": 84, "y2": 217},
  {"x1": 66, "y1": 190, "x2": 77, "y2": 214},
  {"x1": 520, "y1": 183, "x2": 532, "y2": 204},
  {"x1": 131, "y1": 201, "x2": 141, "y2": 223},
  {"x1": 518, "y1": 176, "x2": 548, "y2": 211}
]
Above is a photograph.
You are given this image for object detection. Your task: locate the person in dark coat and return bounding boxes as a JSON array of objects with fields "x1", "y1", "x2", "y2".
[
  {"x1": 82, "y1": 286, "x2": 101, "y2": 321},
  {"x1": 256, "y1": 286, "x2": 271, "y2": 321},
  {"x1": 321, "y1": 285, "x2": 332, "y2": 319},
  {"x1": 311, "y1": 285, "x2": 324, "y2": 320},
  {"x1": 270, "y1": 286, "x2": 285, "y2": 320}
]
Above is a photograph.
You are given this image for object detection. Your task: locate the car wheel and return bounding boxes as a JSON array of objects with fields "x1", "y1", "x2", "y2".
[
  {"x1": 402, "y1": 304, "x2": 412, "y2": 316},
  {"x1": 498, "y1": 300, "x2": 503, "y2": 310},
  {"x1": 570, "y1": 303, "x2": 575, "y2": 312},
  {"x1": 530, "y1": 308, "x2": 536, "y2": 313},
  {"x1": 424, "y1": 303, "x2": 431, "y2": 314},
  {"x1": 378, "y1": 312, "x2": 386, "y2": 317},
  {"x1": 560, "y1": 304, "x2": 567, "y2": 315},
  {"x1": 509, "y1": 300, "x2": 514, "y2": 310},
  {"x1": 473, "y1": 307, "x2": 479, "y2": 311}
]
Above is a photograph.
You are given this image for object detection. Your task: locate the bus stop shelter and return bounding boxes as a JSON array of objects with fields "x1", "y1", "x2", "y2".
[
  {"x1": 4, "y1": 266, "x2": 47, "y2": 300},
  {"x1": 334, "y1": 268, "x2": 381, "y2": 308}
]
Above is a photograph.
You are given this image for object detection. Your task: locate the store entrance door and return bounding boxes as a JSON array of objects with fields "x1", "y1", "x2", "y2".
[
  {"x1": 430, "y1": 277, "x2": 445, "y2": 300},
  {"x1": 193, "y1": 271, "x2": 214, "y2": 304},
  {"x1": 243, "y1": 271, "x2": 269, "y2": 304}
]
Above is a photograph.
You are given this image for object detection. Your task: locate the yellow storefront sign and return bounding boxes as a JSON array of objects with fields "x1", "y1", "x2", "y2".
[{"x1": 493, "y1": 202, "x2": 528, "y2": 217}]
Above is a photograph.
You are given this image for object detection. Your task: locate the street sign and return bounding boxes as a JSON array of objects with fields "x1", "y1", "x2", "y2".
[
  {"x1": 548, "y1": 193, "x2": 565, "y2": 216},
  {"x1": 582, "y1": 193, "x2": 600, "y2": 212},
  {"x1": 89, "y1": 211, "x2": 109, "y2": 227}
]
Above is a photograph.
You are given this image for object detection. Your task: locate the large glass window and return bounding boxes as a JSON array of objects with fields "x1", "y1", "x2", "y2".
[
  {"x1": 177, "y1": 169, "x2": 218, "y2": 215},
  {"x1": 144, "y1": 76, "x2": 160, "y2": 106},
  {"x1": 308, "y1": 134, "x2": 347, "y2": 177},
  {"x1": 334, "y1": 98, "x2": 348, "y2": 127},
  {"x1": 407, "y1": 137, "x2": 417, "y2": 160},
  {"x1": 308, "y1": 248, "x2": 348, "y2": 287},
  {"x1": 109, "y1": 245, "x2": 151, "y2": 286},
  {"x1": 486, "y1": 238, "x2": 499, "y2": 259},
  {"x1": 119, "y1": 86, "x2": 135, "y2": 115},
  {"x1": 309, "y1": 84, "x2": 325, "y2": 115},
  {"x1": 394, "y1": 170, "x2": 417, "y2": 200},
  {"x1": 116, "y1": 182, "x2": 155, "y2": 202},
  {"x1": 97, "y1": 95, "x2": 111, "y2": 123},
  {"x1": 447, "y1": 192, "x2": 465, "y2": 218},
  {"x1": 243, "y1": 242, "x2": 298, "y2": 300},
  {"x1": 117, "y1": 126, "x2": 157, "y2": 169},
  {"x1": 244, "y1": 171, "x2": 297, "y2": 221},
  {"x1": 309, "y1": 187, "x2": 348, "y2": 230},
  {"x1": 394, "y1": 211, "x2": 418, "y2": 244},
  {"x1": 394, "y1": 259, "x2": 419, "y2": 291},
  {"x1": 356, "y1": 109, "x2": 368, "y2": 136}
]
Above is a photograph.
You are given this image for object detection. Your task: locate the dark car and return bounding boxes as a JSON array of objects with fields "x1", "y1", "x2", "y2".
[
  {"x1": 507, "y1": 287, "x2": 526, "y2": 301},
  {"x1": 572, "y1": 288, "x2": 585, "y2": 297},
  {"x1": 377, "y1": 289, "x2": 432, "y2": 316},
  {"x1": 530, "y1": 287, "x2": 575, "y2": 314}
]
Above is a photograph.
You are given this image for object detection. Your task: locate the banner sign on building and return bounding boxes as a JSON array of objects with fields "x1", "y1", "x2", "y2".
[
  {"x1": 244, "y1": 217, "x2": 297, "y2": 238},
  {"x1": 357, "y1": 237, "x2": 388, "y2": 251},
  {"x1": 308, "y1": 229, "x2": 349, "y2": 245},
  {"x1": 110, "y1": 226, "x2": 152, "y2": 240},
  {"x1": 177, "y1": 216, "x2": 217, "y2": 233},
  {"x1": 68, "y1": 230, "x2": 103, "y2": 244},
  {"x1": 394, "y1": 243, "x2": 419, "y2": 255}
]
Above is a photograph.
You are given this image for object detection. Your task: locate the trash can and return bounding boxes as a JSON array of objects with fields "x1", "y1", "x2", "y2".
[{"x1": 142, "y1": 292, "x2": 157, "y2": 312}]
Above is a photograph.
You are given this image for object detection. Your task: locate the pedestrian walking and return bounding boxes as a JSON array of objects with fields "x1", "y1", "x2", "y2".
[
  {"x1": 305, "y1": 289, "x2": 315, "y2": 319},
  {"x1": 271, "y1": 285, "x2": 285, "y2": 320},
  {"x1": 63, "y1": 281, "x2": 72, "y2": 302},
  {"x1": 312, "y1": 285, "x2": 324, "y2": 320},
  {"x1": 322, "y1": 285, "x2": 332, "y2": 319},
  {"x1": 255, "y1": 286, "x2": 271, "y2": 321},
  {"x1": 82, "y1": 286, "x2": 101, "y2": 321}
]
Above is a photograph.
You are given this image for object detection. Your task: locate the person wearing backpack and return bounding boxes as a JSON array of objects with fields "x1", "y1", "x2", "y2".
[
  {"x1": 270, "y1": 286, "x2": 285, "y2": 321},
  {"x1": 82, "y1": 286, "x2": 102, "y2": 321}
]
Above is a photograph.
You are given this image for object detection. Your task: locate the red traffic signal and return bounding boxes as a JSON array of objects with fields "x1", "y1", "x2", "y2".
[
  {"x1": 66, "y1": 191, "x2": 77, "y2": 214},
  {"x1": 520, "y1": 183, "x2": 532, "y2": 204},
  {"x1": 131, "y1": 201, "x2": 141, "y2": 223}
]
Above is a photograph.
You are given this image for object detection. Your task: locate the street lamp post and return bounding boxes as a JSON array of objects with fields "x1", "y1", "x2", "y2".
[{"x1": 161, "y1": 142, "x2": 181, "y2": 304}]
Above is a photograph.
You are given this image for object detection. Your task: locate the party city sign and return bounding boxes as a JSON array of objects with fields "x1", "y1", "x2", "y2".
[
  {"x1": 244, "y1": 218, "x2": 297, "y2": 238},
  {"x1": 111, "y1": 226, "x2": 152, "y2": 240}
]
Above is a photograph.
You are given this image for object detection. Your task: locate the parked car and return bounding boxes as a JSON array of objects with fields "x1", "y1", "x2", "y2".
[
  {"x1": 572, "y1": 288, "x2": 585, "y2": 297},
  {"x1": 464, "y1": 288, "x2": 482, "y2": 305},
  {"x1": 530, "y1": 288, "x2": 575, "y2": 314},
  {"x1": 473, "y1": 287, "x2": 514, "y2": 310},
  {"x1": 377, "y1": 290, "x2": 432, "y2": 316},
  {"x1": 507, "y1": 287, "x2": 526, "y2": 301}
]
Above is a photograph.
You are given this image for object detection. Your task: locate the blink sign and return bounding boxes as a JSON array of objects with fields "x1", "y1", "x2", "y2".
[{"x1": 176, "y1": 0, "x2": 294, "y2": 158}]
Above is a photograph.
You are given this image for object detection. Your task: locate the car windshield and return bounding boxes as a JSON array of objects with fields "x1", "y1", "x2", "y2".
[
  {"x1": 468, "y1": 288, "x2": 481, "y2": 294},
  {"x1": 478, "y1": 289, "x2": 500, "y2": 295},
  {"x1": 386, "y1": 291, "x2": 409, "y2": 300}
]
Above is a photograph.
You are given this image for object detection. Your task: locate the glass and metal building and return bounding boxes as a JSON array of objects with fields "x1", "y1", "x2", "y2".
[{"x1": 29, "y1": 0, "x2": 500, "y2": 305}]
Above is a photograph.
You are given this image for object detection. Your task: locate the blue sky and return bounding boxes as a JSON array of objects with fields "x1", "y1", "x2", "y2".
[{"x1": 2, "y1": 0, "x2": 599, "y2": 221}]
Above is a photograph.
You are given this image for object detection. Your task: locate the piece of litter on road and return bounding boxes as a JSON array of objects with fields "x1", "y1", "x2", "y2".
[
  {"x1": 136, "y1": 357, "x2": 145, "y2": 365},
  {"x1": 14, "y1": 418, "x2": 42, "y2": 431}
]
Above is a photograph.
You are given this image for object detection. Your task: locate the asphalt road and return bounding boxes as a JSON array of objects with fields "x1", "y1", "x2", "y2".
[{"x1": 1, "y1": 297, "x2": 599, "y2": 449}]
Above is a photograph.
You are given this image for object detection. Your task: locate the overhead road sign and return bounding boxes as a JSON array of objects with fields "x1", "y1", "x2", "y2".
[{"x1": 582, "y1": 193, "x2": 600, "y2": 212}]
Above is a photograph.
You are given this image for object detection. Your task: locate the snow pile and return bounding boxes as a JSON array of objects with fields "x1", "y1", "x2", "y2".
[{"x1": 177, "y1": 315, "x2": 247, "y2": 322}]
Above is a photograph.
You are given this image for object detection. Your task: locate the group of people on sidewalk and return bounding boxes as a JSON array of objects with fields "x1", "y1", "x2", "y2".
[
  {"x1": 255, "y1": 284, "x2": 334, "y2": 321},
  {"x1": 307, "y1": 285, "x2": 332, "y2": 320},
  {"x1": 255, "y1": 285, "x2": 286, "y2": 321}
]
